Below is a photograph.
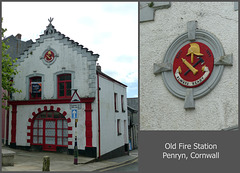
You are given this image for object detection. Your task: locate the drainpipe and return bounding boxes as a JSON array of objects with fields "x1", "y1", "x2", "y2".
[{"x1": 97, "y1": 72, "x2": 101, "y2": 158}]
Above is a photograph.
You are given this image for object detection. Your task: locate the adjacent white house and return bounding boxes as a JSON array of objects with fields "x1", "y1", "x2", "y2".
[{"x1": 6, "y1": 20, "x2": 129, "y2": 159}]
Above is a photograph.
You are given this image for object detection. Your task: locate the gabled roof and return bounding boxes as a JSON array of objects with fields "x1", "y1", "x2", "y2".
[{"x1": 14, "y1": 21, "x2": 99, "y2": 66}]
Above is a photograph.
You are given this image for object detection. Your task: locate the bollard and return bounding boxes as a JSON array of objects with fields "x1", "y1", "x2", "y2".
[{"x1": 42, "y1": 156, "x2": 50, "y2": 171}]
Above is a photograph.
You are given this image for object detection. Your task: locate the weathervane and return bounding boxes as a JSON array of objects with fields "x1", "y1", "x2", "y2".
[{"x1": 48, "y1": 17, "x2": 54, "y2": 24}]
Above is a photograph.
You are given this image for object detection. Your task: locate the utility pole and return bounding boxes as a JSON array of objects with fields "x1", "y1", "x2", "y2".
[{"x1": 74, "y1": 119, "x2": 78, "y2": 165}]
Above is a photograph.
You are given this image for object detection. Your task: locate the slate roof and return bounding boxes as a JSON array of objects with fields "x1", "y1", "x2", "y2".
[
  {"x1": 127, "y1": 97, "x2": 138, "y2": 112},
  {"x1": 3, "y1": 35, "x2": 33, "y2": 59}
]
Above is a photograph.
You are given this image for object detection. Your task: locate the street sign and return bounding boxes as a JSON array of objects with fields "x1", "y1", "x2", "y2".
[
  {"x1": 70, "y1": 103, "x2": 81, "y2": 110},
  {"x1": 71, "y1": 109, "x2": 78, "y2": 119},
  {"x1": 70, "y1": 89, "x2": 82, "y2": 110}
]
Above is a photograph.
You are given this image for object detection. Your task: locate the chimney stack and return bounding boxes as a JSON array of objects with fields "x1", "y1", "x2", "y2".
[
  {"x1": 15, "y1": 33, "x2": 22, "y2": 40},
  {"x1": 96, "y1": 63, "x2": 101, "y2": 72}
]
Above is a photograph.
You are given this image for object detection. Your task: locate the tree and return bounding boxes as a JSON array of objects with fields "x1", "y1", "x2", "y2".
[{"x1": 2, "y1": 18, "x2": 21, "y2": 108}]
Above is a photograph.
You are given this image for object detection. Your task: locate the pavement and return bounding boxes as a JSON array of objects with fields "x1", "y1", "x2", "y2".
[{"x1": 1, "y1": 145, "x2": 138, "y2": 172}]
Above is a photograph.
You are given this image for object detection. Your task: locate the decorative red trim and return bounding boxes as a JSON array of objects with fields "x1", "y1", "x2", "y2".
[
  {"x1": 68, "y1": 127, "x2": 72, "y2": 130},
  {"x1": 28, "y1": 118, "x2": 32, "y2": 122},
  {"x1": 32, "y1": 112, "x2": 36, "y2": 116},
  {"x1": 11, "y1": 105, "x2": 17, "y2": 143},
  {"x1": 63, "y1": 111, "x2": 67, "y2": 116},
  {"x1": 27, "y1": 132, "x2": 31, "y2": 136},
  {"x1": 81, "y1": 98, "x2": 95, "y2": 103},
  {"x1": 8, "y1": 98, "x2": 95, "y2": 105},
  {"x1": 85, "y1": 102, "x2": 92, "y2": 147},
  {"x1": 44, "y1": 106, "x2": 47, "y2": 110},
  {"x1": 68, "y1": 134, "x2": 72, "y2": 138},
  {"x1": 86, "y1": 131, "x2": 92, "y2": 138},
  {"x1": 27, "y1": 139, "x2": 31, "y2": 143},
  {"x1": 50, "y1": 106, "x2": 54, "y2": 110},
  {"x1": 56, "y1": 107, "x2": 61, "y2": 112},
  {"x1": 67, "y1": 118, "x2": 71, "y2": 123},
  {"x1": 68, "y1": 141, "x2": 72, "y2": 145},
  {"x1": 27, "y1": 126, "x2": 31, "y2": 130},
  {"x1": 38, "y1": 108, "x2": 41, "y2": 113},
  {"x1": 85, "y1": 121, "x2": 92, "y2": 127}
]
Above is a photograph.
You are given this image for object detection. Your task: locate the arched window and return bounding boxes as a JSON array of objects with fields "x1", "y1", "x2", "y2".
[{"x1": 57, "y1": 74, "x2": 71, "y2": 98}]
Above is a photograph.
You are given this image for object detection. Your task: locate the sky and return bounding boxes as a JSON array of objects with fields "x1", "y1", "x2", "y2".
[{"x1": 2, "y1": 2, "x2": 138, "y2": 98}]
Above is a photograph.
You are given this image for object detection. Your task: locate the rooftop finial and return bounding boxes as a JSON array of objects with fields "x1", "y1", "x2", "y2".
[{"x1": 48, "y1": 17, "x2": 54, "y2": 24}]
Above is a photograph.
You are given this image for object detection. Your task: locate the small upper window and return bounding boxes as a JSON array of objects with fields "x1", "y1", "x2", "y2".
[
  {"x1": 121, "y1": 95, "x2": 125, "y2": 112},
  {"x1": 117, "y1": 119, "x2": 121, "y2": 136},
  {"x1": 114, "y1": 93, "x2": 119, "y2": 112},
  {"x1": 58, "y1": 74, "x2": 71, "y2": 98},
  {"x1": 29, "y1": 76, "x2": 42, "y2": 100}
]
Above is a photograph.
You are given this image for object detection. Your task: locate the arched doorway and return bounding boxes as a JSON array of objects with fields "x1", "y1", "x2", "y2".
[{"x1": 32, "y1": 111, "x2": 68, "y2": 151}]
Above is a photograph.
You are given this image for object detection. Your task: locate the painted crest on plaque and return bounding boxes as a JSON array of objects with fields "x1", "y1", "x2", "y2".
[
  {"x1": 44, "y1": 50, "x2": 55, "y2": 63},
  {"x1": 40, "y1": 47, "x2": 58, "y2": 68},
  {"x1": 172, "y1": 42, "x2": 214, "y2": 88}
]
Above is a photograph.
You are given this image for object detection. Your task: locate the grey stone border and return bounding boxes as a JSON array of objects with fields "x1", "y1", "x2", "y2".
[
  {"x1": 140, "y1": 2, "x2": 171, "y2": 22},
  {"x1": 162, "y1": 29, "x2": 225, "y2": 100},
  {"x1": 40, "y1": 46, "x2": 59, "y2": 68}
]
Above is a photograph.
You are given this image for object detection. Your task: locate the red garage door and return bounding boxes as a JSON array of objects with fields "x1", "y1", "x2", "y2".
[{"x1": 32, "y1": 111, "x2": 68, "y2": 151}]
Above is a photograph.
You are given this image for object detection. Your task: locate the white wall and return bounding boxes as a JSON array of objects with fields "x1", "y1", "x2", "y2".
[
  {"x1": 98, "y1": 74, "x2": 128, "y2": 156},
  {"x1": 140, "y1": 2, "x2": 238, "y2": 130}
]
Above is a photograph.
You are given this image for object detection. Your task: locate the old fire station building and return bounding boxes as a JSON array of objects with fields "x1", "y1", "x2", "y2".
[{"x1": 7, "y1": 20, "x2": 129, "y2": 159}]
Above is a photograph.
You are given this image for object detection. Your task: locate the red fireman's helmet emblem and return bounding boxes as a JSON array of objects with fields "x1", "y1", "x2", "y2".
[
  {"x1": 173, "y1": 42, "x2": 214, "y2": 88},
  {"x1": 44, "y1": 50, "x2": 55, "y2": 63}
]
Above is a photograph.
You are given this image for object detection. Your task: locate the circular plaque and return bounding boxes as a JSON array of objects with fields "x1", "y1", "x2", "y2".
[{"x1": 161, "y1": 30, "x2": 224, "y2": 100}]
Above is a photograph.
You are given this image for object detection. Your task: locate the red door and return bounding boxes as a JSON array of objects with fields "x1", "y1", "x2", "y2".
[{"x1": 43, "y1": 120, "x2": 56, "y2": 151}]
